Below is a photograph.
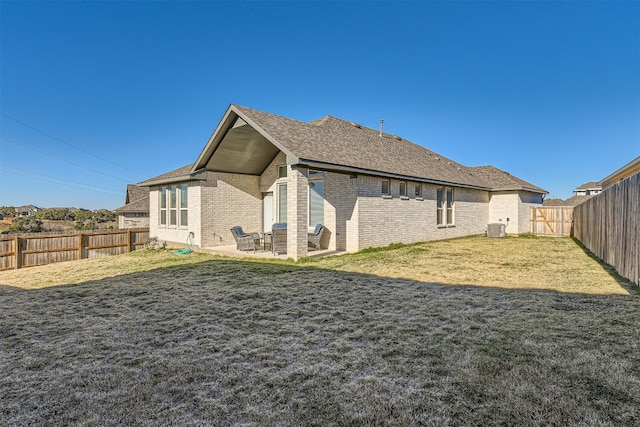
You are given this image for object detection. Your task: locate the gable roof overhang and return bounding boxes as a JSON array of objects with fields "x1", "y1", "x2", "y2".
[{"x1": 191, "y1": 105, "x2": 297, "y2": 176}]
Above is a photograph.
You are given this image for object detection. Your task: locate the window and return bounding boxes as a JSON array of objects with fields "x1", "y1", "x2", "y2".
[
  {"x1": 278, "y1": 165, "x2": 288, "y2": 179},
  {"x1": 278, "y1": 183, "x2": 287, "y2": 222},
  {"x1": 309, "y1": 180, "x2": 324, "y2": 226},
  {"x1": 381, "y1": 179, "x2": 390, "y2": 196},
  {"x1": 415, "y1": 183, "x2": 422, "y2": 198},
  {"x1": 169, "y1": 185, "x2": 177, "y2": 225},
  {"x1": 160, "y1": 184, "x2": 188, "y2": 227},
  {"x1": 160, "y1": 186, "x2": 167, "y2": 225},
  {"x1": 437, "y1": 186, "x2": 455, "y2": 226},
  {"x1": 399, "y1": 181, "x2": 407, "y2": 197},
  {"x1": 180, "y1": 184, "x2": 188, "y2": 226}
]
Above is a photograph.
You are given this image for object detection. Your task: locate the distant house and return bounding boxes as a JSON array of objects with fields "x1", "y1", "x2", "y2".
[
  {"x1": 15, "y1": 205, "x2": 40, "y2": 217},
  {"x1": 573, "y1": 181, "x2": 602, "y2": 196},
  {"x1": 114, "y1": 184, "x2": 150, "y2": 229},
  {"x1": 599, "y1": 156, "x2": 640, "y2": 188},
  {"x1": 139, "y1": 104, "x2": 547, "y2": 259},
  {"x1": 543, "y1": 194, "x2": 595, "y2": 208}
]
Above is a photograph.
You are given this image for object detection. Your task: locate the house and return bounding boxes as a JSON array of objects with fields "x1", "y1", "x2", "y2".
[
  {"x1": 573, "y1": 182, "x2": 602, "y2": 196},
  {"x1": 139, "y1": 104, "x2": 547, "y2": 260},
  {"x1": 599, "y1": 156, "x2": 640, "y2": 188},
  {"x1": 114, "y1": 184, "x2": 150, "y2": 229},
  {"x1": 15, "y1": 205, "x2": 40, "y2": 217}
]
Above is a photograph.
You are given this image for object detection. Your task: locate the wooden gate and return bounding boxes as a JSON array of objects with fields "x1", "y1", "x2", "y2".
[{"x1": 530, "y1": 207, "x2": 574, "y2": 237}]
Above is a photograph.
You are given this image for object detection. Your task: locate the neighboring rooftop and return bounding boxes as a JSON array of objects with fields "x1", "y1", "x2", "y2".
[
  {"x1": 542, "y1": 195, "x2": 594, "y2": 207},
  {"x1": 114, "y1": 184, "x2": 150, "y2": 213}
]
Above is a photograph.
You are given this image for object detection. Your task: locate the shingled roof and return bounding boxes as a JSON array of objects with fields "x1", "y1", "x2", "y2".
[
  {"x1": 114, "y1": 184, "x2": 150, "y2": 213},
  {"x1": 142, "y1": 104, "x2": 546, "y2": 194},
  {"x1": 468, "y1": 165, "x2": 547, "y2": 193}
]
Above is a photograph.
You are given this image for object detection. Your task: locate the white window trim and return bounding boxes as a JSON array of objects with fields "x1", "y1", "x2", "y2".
[
  {"x1": 437, "y1": 186, "x2": 455, "y2": 227},
  {"x1": 159, "y1": 184, "x2": 188, "y2": 229}
]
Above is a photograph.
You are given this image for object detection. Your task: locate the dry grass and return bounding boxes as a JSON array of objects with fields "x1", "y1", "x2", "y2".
[{"x1": 1, "y1": 237, "x2": 638, "y2": 426}]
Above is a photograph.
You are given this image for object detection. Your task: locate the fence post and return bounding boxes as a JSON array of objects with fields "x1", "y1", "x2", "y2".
[
  {"x1": 78, "y1": 233, "x2": 83, "y2": 260},
  {"x1": 126, "y1": 230, "x2": 132, "y2": 253},
  {"x1": 14, "y1": 236, "x2": 21, "y2": 269}
]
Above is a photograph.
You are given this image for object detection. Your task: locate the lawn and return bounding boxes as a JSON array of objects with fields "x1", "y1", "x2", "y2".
[{"x1": 1, "y1": 236, "x2": 638, "y2": 426}]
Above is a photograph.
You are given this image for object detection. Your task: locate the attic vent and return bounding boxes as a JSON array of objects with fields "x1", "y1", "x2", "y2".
[
  {"x1": 434, "y1": 156, "x2": 440, "y2": 160},
  {"x1": 350, "y1": 122, "x2": 362, "y2": 128},
  {"x1": 393, "y1": 135, "x2": 402, "y2": 140}
]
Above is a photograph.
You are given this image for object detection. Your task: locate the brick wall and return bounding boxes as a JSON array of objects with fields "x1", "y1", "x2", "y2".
[
  {"x1": 324, "y1": 172, "x2": 357, "y2": 251},
  {"x1": 343, "y1": 176, "x2": 490, "y2": 251},
  {"x1": 489, "y1": 191, "x2": 543, "y2": 235},
  {"x1": 118, "y1": 213, "x2": 150, "y2": 229},
  {"x1": 200, "y1": 172, "x2": 262, "y2": 248},
  {"x1": 286, "y1": 166, "x2": 309, "y2": 259},
  {"x1": 149, "y1": 182, "x2": 203, "y2": 249}
]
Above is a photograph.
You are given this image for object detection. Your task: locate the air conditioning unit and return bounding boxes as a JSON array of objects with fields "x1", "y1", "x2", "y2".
[{"x1": 487, "y1": 223, "x2": 506, "y2": 238}]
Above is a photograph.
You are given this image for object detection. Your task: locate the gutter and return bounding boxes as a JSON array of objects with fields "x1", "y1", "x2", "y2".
[
  {"x1": 138, "y1": 170, "x2": 207, "y2": 187},
  {"x1": 297, "y1": 159, "x2": 492, "y2": 191}
]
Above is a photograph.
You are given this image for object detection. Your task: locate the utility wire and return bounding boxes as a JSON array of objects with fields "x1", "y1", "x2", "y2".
[
  {"x1": 1, "y1": 113, "x2": 146, "y2": 178},
  {"x1": 0, "y1": 164, "x2": 122, "y2": 193},
  {"x1": 2, "y1": 136, "x2": 131, "y2": 183},
  {"x1": 0, "y1": 168, "x2": 122, "y2": 196}
]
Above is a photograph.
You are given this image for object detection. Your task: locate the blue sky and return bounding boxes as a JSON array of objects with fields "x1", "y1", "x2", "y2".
[{"x1": 1, "y1": 1, "x2": 638, "y2": 210}]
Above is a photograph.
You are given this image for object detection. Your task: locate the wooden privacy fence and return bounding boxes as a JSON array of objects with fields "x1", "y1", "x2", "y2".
[
  {"x1": 530, "y1": 207, "x2": 574, "y2": 237},
  {"x1": 0, "y1": 229, "x2": 150, "y2": 270},
  {"x1": 573, "y1": 173, "x2": 639, "y2": 286}
]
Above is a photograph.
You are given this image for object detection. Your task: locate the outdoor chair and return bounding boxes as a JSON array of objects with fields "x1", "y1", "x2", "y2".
[
  {"x1": 230, "y1": 226, "x2": 260, "y2": 253},
  {"x1": 308, "y1": 224, "x2": 327, "y2": 250},
  {"x1": 271, "y1": 223, "x2": 287, "y2": 255}
]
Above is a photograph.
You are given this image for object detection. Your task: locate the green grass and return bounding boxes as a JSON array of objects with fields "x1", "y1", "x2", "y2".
[{"x1": 0, "y1": 236, "x2": 638, "y2": 425}]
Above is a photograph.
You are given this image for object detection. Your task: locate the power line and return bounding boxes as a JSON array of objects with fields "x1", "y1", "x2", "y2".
[
  {"x1": 0, "y1": 168, "x2": 122, "y2": 196},
  {"x1": 0, "y1": 164, "x2": 122, "y2": 193},
  {"x1": 2, "y1": 136, "x2": 131, "y2": 183},
  {"x1": 1, "y1": 113, "x2": 146, "y2": 178}
]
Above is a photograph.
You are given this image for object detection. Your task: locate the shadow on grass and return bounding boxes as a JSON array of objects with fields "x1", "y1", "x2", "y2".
[
  {"x1": 570, "y1": 236, "x2": 639, "y2": 294},
  {"x1": 2, "y1": 255, "x2": 640, "y2": 426}
]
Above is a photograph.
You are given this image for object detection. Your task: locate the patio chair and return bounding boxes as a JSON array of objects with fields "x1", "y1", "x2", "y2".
[
  {"x1": 308, "y1": 224, "x2": 327, "y2": 250},
  {"x1": 230, "y1": 226, "x2": 260, "y2": 253},
  {"x1": 271, "y1": 223, "x2": 287, "y2": 255}
]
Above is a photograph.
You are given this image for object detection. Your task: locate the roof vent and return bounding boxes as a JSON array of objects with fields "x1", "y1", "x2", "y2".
[
  {"x1": 393, "y1": 135, "x2": 401, "y2": 140},
  {"x1": 379, "y1": 119, "x2": 384, "y2": 137},
  {"x1": 350, "y1": 122, "x2": 361, "y2": 129}
]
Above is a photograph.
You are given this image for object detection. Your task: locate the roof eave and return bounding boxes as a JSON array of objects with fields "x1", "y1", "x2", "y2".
[
  {"x1": 298, "y1": 159, "x2": 491, "y2": 191},
  {"x1": 490, "y1": 186, "x2": 548, "y2": 194},
  {"x1": 138, "y1": 171, "x2": 204, "y2": 187},
  {"x1": 598, "y1": 155, "x2": 640, "y2": 187}
]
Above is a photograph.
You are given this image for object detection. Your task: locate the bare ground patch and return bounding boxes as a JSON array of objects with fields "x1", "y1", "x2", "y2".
[{"x1": 1, "y1": 237, "x2": 638, "y2": 425}]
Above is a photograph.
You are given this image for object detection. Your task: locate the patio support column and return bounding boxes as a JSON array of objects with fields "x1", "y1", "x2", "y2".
[{"x1": 287, "y1": 165, "x2": 308, "y2": 260}]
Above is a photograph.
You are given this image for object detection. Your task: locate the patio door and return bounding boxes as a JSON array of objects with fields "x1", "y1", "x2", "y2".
[{"x1": 263, "y1": 192, "x2": 273, "y2": 233}]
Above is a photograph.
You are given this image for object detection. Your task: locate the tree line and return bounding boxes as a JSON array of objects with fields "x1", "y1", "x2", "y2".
[{"x1": 0, "y1": 206, "x2": 117, "y2": 234}]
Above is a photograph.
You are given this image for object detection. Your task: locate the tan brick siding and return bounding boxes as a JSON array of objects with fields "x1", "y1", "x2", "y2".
[
  {"x1": 324, "y1": 172, "x2": 357, "y2": 251},
  {"x1": 118, "y1": 213, "x2": 150, "y2": 230},
  {"x1": 200, "y1": 172, "x2": 261, "y2": 248},
  {"x1": 148, "y1": 160, "x2": 543, "y2": 253},
  {"x1": 149, "y1": 182, "x2": 202, "y2": 249},
  {"x1": 353, "y1": 177, "x2": 490, "y2": 250},
  {"x1": 489, "y1": 191, "x2": 543, "y2": 235}
]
